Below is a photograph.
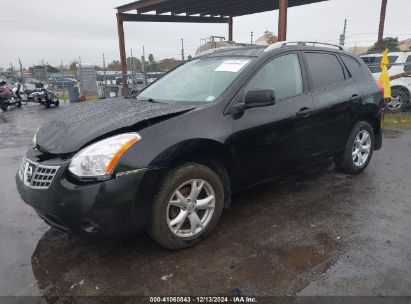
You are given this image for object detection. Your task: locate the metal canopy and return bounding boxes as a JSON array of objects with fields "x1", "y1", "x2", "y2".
[
  {"x1": 116, "y1": 0, "x2": 326, "y2": 17},
  {"x1": 115, "y1": 0, "x2": 328, "y2": 91}
]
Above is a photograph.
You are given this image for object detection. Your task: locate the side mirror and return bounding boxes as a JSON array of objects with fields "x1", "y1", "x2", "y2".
[
  {"x1": 245, "y1": 89, "x2": 276, "y2": 108},
  {"x1": 232, "y1": 89, "x2": 276, "y2": 115}
]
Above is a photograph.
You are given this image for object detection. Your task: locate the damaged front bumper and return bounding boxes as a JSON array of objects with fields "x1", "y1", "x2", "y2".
[{"x1": 15, "y1": 152, "x2": 166, "y2": 240}]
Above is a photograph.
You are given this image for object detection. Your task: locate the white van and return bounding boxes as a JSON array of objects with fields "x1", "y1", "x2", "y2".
[{"x1": 361, "y1": 52, "x2": 411, "y2": 112}]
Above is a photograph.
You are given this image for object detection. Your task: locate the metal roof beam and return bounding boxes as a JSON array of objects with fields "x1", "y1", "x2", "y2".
[
  {"x1": 172, "y1": 0, "x2": 252, "y2": 15},
  {"x1": 117, "y1": 0, "x2": 170, "y2": 13},
  {"x1": 189, "y1": 0, "x2": 272, "y2": 16},
  {"x1": 137, "y1": 0, "x2": 196, "y2": 14},
  {"x1": 118, "y1": 13, "x2": 230, "y2": 23}
]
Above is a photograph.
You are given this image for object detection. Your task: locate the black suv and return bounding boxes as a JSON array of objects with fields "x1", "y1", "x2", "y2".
[{"x1": 16, "y1": 43, "x2": 384, "y2": 249}]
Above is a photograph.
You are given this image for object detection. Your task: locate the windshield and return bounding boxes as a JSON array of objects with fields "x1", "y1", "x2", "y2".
[{"x1": 138, "y1": 57, "x2": 252, "y2": 103}]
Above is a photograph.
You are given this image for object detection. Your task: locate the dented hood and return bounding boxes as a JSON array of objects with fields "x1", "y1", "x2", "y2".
[{"x1": 36, "y1": 98, "x2": 195, "y2": 154}]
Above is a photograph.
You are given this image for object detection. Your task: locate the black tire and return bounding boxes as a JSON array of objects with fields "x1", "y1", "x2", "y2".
[
  {"x1": 149, "y1": 163, "x2": 224, "y2": 250},
  {"x1": 0, "y1": 101, "x2": 7, "y2": 111},
  {"x1": 334, "y1": 121, "x2": 375, "y2": 174},
  {"x1": 17, "y1": 101, "x2": 22, "y2": 108},
  {"x1": 44, "y1": 101, "x2": 51, "y2": 108},
  {"x1": 387, "y1": 88, "x2": 410, "y2": 112},
  {"x1": 54, "y1": 99, "x2": 59, "y2": 107}
]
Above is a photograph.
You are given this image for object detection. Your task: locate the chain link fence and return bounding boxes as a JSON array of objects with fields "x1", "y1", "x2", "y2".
[{"x1": 360, "y1": 53, "x2": 411, "y2": 114}]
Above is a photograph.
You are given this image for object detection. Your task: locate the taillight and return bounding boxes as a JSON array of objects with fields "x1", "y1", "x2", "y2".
[{"x1": 375, "y1": 80, "x2": 384, "y2": 97}]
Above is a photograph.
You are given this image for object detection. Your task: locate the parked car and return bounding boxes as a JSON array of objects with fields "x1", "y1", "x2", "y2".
[
  {"x1": 361, "y1": 52, "x2": 411, "y2": 112},
  {"x1": 16, "y1": 42, "x2": 384, "y2": 249},
  {"x1": 49, "y1": 77, "x2": 78, "y2": 89}
]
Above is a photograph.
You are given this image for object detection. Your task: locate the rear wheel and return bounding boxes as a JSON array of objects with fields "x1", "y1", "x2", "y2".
[
  {"x1": 334, "y1": 121, "x2": 375, "y2": 174},
  {"x1": 0, "y1": 101, "x2": 7, "y2": 111},
  {"x1": 149, "y1": 163, "x2": 224, "y2": 249}
]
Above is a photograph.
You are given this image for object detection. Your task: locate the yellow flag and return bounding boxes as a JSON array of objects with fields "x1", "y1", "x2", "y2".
[{"x1": 379, "y1": 48, "x2": 391, "y2": 99}]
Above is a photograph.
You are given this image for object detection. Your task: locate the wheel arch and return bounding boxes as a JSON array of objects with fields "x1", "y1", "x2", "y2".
[
  {"x1": 357, "y1": 114, "x2": 379, "y2": 132},
  {"x1": 356, "y1": 113, "x2": 382, "y2": 150},
  {"x1": 391, "y1": 85, "x2": 411, "y2": 99},
  {"x1": 149, "y1": 139, "x2": 238, "y2": 208}
]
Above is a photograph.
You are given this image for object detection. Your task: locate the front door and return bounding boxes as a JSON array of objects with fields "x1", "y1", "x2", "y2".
[{"x1": 228, "y1": 53, "x2": 317, "y2": 186}]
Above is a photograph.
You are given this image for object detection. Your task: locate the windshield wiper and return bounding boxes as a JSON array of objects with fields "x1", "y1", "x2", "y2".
[{"x1": 138, "y1": 98, "x2": 157, "y2": 103}]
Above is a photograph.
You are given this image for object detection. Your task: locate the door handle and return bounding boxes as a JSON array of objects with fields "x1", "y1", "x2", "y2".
[
  {"x1": 296, "y1": 107, "x2": 312, "y2": 118},
  {"x1": 350, "y1": 94, "x2": 362, "y2": 102}
]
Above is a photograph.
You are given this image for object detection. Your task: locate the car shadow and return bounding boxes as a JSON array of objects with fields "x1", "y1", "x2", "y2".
[{"x1": 31, "y1": 158, "x2": 359, "y2": 297}]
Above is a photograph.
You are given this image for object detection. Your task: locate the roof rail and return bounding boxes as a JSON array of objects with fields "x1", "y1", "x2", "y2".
[{"x1": 265, "y1": 41, "x2": 344, "y2": 52}]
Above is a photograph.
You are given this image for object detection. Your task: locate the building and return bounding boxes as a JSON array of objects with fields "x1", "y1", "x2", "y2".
[
  {"x1": 159, "y1": 59, "x2": 182, "y2": 71},
  {"x1": 255, "y1": 31, "x2": 279, "y2": 46}
]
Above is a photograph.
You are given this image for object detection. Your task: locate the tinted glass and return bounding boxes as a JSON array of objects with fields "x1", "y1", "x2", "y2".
[
  {"x1": 341, "y1": 55, "x2": 361, "y2": 76},
  {"x1": 305, "y1": 53, "x2": 345, "y2": 90},
  {"x1": 139, "y1": 57, "x2": 252, "y2": 103},
  {"x1": 245, "y1": 54, "x2": 303, "y2": 100},
  {"x1": 405, "y1": 56, "x2": 411, "y2": 72}
]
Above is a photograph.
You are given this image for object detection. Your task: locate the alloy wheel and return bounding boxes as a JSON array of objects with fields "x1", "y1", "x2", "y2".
[
  {"x1": 352, "y1": 130, "x2": 372, "y2": 167},
  {"x1": 167, "y1": 179, "x2": 216, "y2": 238},
  {"x1": 387, "y1": 96, "x2": 403, "y2": 112}
]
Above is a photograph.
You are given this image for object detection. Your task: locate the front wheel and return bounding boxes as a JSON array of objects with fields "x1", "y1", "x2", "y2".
[
  {"x1": 149, "y1": 163, "x2": 224, "y2": 249},
  {"x1": 334, "y1": 121, "x2": 375, "y2": 174},
  {"x1": 0, "y1": 101, "x2": 7, "y2": 111}
]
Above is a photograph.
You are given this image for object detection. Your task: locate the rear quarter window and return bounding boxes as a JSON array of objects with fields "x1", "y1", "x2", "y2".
[
  {"x1": 341, "y1": 55, "x2": 361, "y2": 76},
  {"x1": 304, "y1": 52, "x2": 346, "y2": 90}
]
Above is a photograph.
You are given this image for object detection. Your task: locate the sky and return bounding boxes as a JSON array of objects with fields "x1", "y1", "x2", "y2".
[{"x1": 0, "y1": 0, "x2": 410, "y2": 69}]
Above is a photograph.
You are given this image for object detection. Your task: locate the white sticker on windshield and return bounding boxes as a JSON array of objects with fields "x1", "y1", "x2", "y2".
[{"x1": 215, "y1": 60, "x2": 250, "y2": 73}]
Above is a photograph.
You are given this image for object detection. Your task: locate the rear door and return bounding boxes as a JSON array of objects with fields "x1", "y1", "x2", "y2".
[{"x1": 303, "y1": 52, "x2": 360, "y2": 154}]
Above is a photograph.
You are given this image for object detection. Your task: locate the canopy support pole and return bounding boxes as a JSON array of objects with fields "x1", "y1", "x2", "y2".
[{"x1": 278, "y1": 0, "x2": 288, "y2": 41}]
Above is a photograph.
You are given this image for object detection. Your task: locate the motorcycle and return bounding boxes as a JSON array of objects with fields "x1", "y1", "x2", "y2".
[
  {"x1": 28, "y1": 83, "x2": 59, "y2": 108},
  {"x1": 0, "y1": 81, "x2": 22, "y2": 111}
]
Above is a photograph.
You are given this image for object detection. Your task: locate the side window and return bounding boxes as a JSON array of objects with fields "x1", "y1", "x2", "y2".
[
  {"x1": 245, "y1": 54, "x2": 303, "y2": 100},
  {"x1": 362, "y1": 56, "x2": 381, "y2": 73},
  {"x1": 388, "y1": 56, "x2": 399, "y2": 70},
  {"x1": 305, "y1": 53, "x2": 345, "y2": 90},
  {"x1": 405, "y1": 56, "x2": 411, "y2": 72},
  {"x1": 341, "y1": 55, "x2": 361, "y2": 76}
]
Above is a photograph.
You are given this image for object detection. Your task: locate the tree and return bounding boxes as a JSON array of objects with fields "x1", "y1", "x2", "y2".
[
  {"x1": 146, "y1": 63, "x2": 161, "y2": 72},
  {"x1": 69, "y1": 60, "x2": 78, "y2": 71},
  {"x1": 46, "y1": 65, "x2": 59, "y2": 73},
  {"x1": 127, "y1": 57, "x2": 142, "y2": 71},
  {"x1": 148, "y1": 54, "x2": 155, "y2": 64},
  {"x1": 107, "y1": 60, "x2": 122, "y2": 71},
  {"x1": 187, "y1": 55, "x2": 193, "y2": 61},
  {"x1": 367, "y1": 37, "x2": 401, "y2": 54}
]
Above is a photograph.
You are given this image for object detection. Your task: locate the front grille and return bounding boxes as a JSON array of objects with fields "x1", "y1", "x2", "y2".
[{"x1": 20, "y1": 157, "x2": 60, "y2": 190}]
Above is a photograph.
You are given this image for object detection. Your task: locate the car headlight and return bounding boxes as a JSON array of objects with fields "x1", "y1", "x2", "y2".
[
  {"x1": 33, "y1": 129, "x2": 39, "y2": 147},
  {"x1": 69, "y1": 133, "x2": 141, "y2": 179}
]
